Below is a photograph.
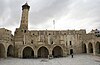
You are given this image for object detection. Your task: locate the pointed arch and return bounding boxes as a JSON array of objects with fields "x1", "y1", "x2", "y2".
[
  {"x1": 52, "y1": 46, "x2": 63, "y2": 58},
  {"x1": 88, "y1": 43, "x2": 93, "y2": 53},
  {"x1": 7, "y1": 45, "x2": 14, "y2": 57},
  {"x1": 82, "y1": 43, "x2": 87, "y2": 53},
  {"x1": 95, "y1": 42, "x2": 100, "y2": 54},
  {"x1": 37, "y1": 46, "x2": 49, "y2": 58},
  {"x1": 22, "y1": 47, "x2": 34, "y2": 58}
]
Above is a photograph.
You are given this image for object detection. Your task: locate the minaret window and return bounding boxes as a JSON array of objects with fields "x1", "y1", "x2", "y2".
[
  {"x1": 24, "y1": 30, "x2": 26, "y2": 33},
  {"x1": 70, "y1": 41, "x2": 72, "y2": 45},
  {"x1": 66, "y1": 41, "x2": 67, "y2": 46},
  {"x1": 23, "y1": 41, "x2": 24, "y2": 45}
]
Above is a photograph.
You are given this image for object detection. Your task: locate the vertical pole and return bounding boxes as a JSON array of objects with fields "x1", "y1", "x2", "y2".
[{"x1": 53, "y1": 20, "x2": 55, "y2": 30}]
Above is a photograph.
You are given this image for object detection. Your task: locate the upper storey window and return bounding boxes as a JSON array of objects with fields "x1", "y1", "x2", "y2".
[
  {"x1": 64, "y1": 33, "x2": 66, "y2": 35},
  {"x1": 24, "y1": 30, "x2": 26, "y2": 33},
  {"x1": 66, "y1": 41, "x2": 67, "y2": 46},
  {"x1": 49, "y1": 33, "x2": 51, "y2": 35},
  {"x1": 51, "y1": 41, "x2": 53, "y2": 44},
  {"x1": 31, "y1": 40, "x2": 33, "y2": 44},
  {"x1": 70, "y1": 41, "x2": 72, "y2": 45}
]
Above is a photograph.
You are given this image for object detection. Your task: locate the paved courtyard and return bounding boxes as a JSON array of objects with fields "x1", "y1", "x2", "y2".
[{"x1": 0, "y1": 54, "x2": 100, "y2": 65}]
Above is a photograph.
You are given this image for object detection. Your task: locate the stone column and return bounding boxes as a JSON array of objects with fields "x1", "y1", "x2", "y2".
[
  {"x1": 5, "y1": 48, "x2": 7, "y2": 58},
  {"x1": 48, "y1": 48, "x2": 53, "y2": 59},
  {"x1": 34, "y1": 49, "x2": 38, "y2": 58},
  {"x1": 93, "y1": 43, "x2": 96, "y2": 55},
  {"x1": 86, "y1": 43, "x2": 89, "y2": 54},
  {"x1": 49, "y1": 48, "x2": 52, "y2": 56},
  {"x1": 18, "y1": 49, "x2": 22, "y2": 58}
]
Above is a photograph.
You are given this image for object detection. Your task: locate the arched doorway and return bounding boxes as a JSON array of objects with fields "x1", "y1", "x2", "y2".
[
  {"x1": 82, "y1": 43, "x2": 87, "y2": 53},
  {"x1": 95, "y1": 42, "x2": 100, "y2": 54},
  {"x1": 38, "y1": 46, "x2": 49, "y2": 58},
  {"x1": 0, "y1": 44, "x2": 5, "y2": 58},
  {"x1": 23, "y1": 47, "x2": 34, "y2": 58},
  {"x1": 52, "y1": 46, "x2": 63, "y2": 58},
  {"x1": 88, "y1": 43, "x2": 93, "y2": 53},
  {"x1": 7, "y1": 45, "x2": 14, "y2": 57}
]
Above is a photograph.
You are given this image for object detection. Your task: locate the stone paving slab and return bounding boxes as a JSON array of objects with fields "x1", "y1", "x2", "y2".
[{"x1": 0, "y1": 54, "x2": 100, "y2": 65}]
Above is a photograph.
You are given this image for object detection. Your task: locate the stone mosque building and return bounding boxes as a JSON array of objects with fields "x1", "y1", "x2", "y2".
[{"x1": 0, "y1": 3, "x2": 100, "y2": 58}]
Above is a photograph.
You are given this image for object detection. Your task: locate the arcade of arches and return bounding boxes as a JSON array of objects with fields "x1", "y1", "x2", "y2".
[
  {"x1": 0, "y1": 44, "x2": 14, "y2": 58},
  {"x1": 0, "y1": 42, "x2": 100, "y2": 58},
  {"x1": 82, "y1": 43, "x2": 94, "y2": 54},
  {"x1": 82, "y1": 42, "x2": 100, "y2": 55},
  {"x1": 21, "y1": 46, "x2": 63, "y2": 58}
]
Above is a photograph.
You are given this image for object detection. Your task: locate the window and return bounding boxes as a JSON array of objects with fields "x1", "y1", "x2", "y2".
[
  {"x1": 64, "y1": 33, "x2": 66, "y2": 35},
  {"x1": 11, "y1": 39, "x2": 12, "y2": 41},
  {"x1": 31, "y1": 40, "x2": 33, "y2": 44},
  {"x1": 15, "y1": 32, "x2": 16, "y2": 34},
  {"x1": 33, "y1": 33, "x2": 34, "y2": 35},
  {"x1": 23, "y1": 41, "x2": 24, "y2": 45},
  {"x1": 49, "y1": 33, "x2": 51, "y2": 35},
  {"x1": 66, "y1": 41, "x2": 67, "y2": 46},
  {"x1": 70, "y1": 41, "x2": 72, "y2": 45},
  {"x1": 51, "y1": 41, "x2": 53, "y2": 44},
  {"x1": 24, "y1": 30, "x2": 26, "y2": 33}
]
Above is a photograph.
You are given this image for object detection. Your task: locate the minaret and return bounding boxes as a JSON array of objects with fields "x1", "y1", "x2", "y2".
[{"x1": 20, "y1": 2, "x2": 30, "y2": 29}]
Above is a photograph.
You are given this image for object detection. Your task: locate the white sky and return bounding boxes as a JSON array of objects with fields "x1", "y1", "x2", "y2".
[{"x1": 0, "y1": 0, "x2": 100, "y2": 34}]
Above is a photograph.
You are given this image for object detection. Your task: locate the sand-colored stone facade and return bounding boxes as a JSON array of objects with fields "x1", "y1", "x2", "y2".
[{"x1": 0, "y1": 3, "x2": 100, "y2": 58}]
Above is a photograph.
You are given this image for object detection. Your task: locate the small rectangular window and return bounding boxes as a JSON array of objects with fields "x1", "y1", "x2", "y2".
[
  {"x1": 70, "y1": 41, "x2": 72, "y2": 45},
  {"x1": 66, "y1": 41, "x2": 67, "y2": 46},
  {"x1": 51, "y1": 41, "x2": 53, "y2": 44},
  {"x1": 24, "y1": 30, "x2": 26, "y2": 33},
  {"x1": 31, "y1": 40, "x2": 33, "y2": 44}
]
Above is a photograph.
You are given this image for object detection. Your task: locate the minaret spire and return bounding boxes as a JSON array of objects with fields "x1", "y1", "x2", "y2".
[{"x1": 20, "y1": 2, "x2": 30, "y2": 29}]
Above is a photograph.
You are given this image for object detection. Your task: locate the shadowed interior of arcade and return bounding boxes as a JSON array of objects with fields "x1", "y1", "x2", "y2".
[
  {"x1": 88, "y1": 43, "x2": 93, "y2": 53},
  {"x1": 82, "y1": 43, "x2": 87, "y2": 53},
  {"x1": 95, "y1": 42, "x2": 100, "y2": 54},
  {"x1": 23, "y1": 47, "x2": 34, "y2": 58},
  {"x1": 52, "y1": 46, "x2": 63, "y2": 58},
  {"x1": 7, "y1": 45, "x2": 14, "y2": 57},
  {"x1": 37, "y1": 46, "x2": 49, "y2": 58}
]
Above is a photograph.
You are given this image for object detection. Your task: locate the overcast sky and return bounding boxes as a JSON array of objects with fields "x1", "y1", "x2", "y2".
[{"x1": 0, "y1": 0, "x2": 100, "y2": 34}]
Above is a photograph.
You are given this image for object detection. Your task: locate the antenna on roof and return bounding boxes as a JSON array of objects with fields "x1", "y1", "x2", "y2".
[{"x1": 53, "y1": 20, "x2": 55, "y2": 30}]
